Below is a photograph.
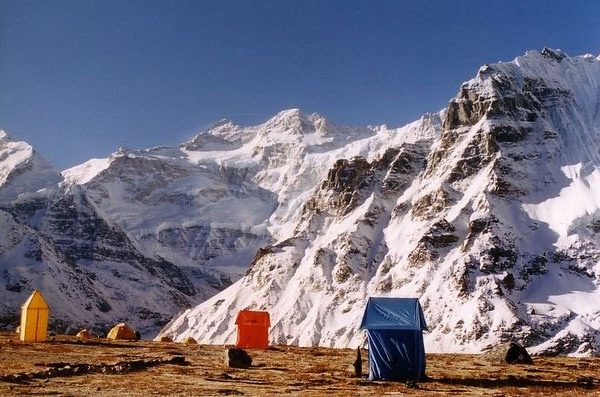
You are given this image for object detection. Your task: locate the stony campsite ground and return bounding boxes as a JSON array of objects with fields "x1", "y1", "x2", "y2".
[{"x1": 0, "y1": 332, "x2": 598, "y2": 396}]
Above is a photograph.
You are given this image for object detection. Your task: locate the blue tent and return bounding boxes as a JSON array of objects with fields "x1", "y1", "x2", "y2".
[{"x1": 359, "y1": 297, "x2": 428, "y2": 381}]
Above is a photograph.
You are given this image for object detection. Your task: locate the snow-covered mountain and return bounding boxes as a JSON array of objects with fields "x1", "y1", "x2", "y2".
[
  {"x1": 0, "y1": 134, "x2": 203, "y2": 335},
  {"x1": 1, "y1": 109, "x2": 394, "y2": 335},
  {"x1": 160, "y1": 49, "x2": 600, "y2": 356},
  {"x1": 0, "y1": 131, "x2": 62, "y2": 204},
  {"x1": 2, "y1": 49, "x2": 600, "y2": 354}
]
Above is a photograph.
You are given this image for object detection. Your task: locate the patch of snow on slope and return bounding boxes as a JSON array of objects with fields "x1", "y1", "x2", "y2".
[
  {"x1": 523, "y1": 165, "x2": 600, "y2": 238},
  {"x1": 62, "y1": 158, "x2": 111, "y2": 185}
]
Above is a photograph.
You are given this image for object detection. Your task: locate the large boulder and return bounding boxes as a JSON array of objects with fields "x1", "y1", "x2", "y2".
[
  {"x1": 225, "y1": 348, "x2": 252, "y2": 368},
  {"x1": 482, "y1": 342, "x2": 533, "y2": 364},
  {"x1": 505, "y1": 342, "x2": 533, "y2": 364}
]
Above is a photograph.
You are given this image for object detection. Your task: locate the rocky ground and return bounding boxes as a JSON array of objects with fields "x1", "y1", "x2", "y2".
[{"x1": 0, "y1": 332, "x2": 597, "y2": 396}]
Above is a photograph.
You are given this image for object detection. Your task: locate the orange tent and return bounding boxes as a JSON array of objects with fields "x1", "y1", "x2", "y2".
[{"x1": 235, "y1": 310, "x2": 270, "y2": 349}]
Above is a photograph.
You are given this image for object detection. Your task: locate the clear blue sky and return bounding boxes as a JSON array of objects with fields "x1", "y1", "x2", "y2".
[{"x1": 2, "y1": 0, "x2": 599, "y2": 169}]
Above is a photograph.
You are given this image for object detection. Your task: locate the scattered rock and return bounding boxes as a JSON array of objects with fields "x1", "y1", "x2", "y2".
[
  {"x1": 0, "y1": 355, "x2": 187, "y2": 382},
  {"x1": 482, "y1": 342, "x2": 533, "y2": 364},
  {"x1": 217, "y1": 389, "x2": 243, "y2": 396},
  {"x1": 405, "y1": 379, "x2": 418, "y2": 389},
  {"x1": 218, "y1": 372, "x2": 234, "y2": 380}
]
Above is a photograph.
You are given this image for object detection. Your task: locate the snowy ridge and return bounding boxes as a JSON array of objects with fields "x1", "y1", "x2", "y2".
[
  {"x1": 160, "y1": 49, "x2": 600, "y2": 356},
  {"x1": 62, "y1": 157, "x2": 111, "y2": 186},
  {"x1": 0, "y1": 130, "x2": 62, "y2": 204}
]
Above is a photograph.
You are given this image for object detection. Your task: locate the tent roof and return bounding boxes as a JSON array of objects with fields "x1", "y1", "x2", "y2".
[
  {"x1": 359, "y1": 297, "x2": 428, "y2": 331},
  {"x1": 235, "y1": 310, "x2": 270, "y2": 327},
  {"x1": 21, "y1": 289, "x2": 49, "y2": 310}
]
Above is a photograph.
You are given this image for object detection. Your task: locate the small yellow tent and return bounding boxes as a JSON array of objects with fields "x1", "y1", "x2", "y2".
[
  {"x1": 20, "y1": 289, "x2": 50, "y2": 342},
  {"x1": 182, "y1": 336, "x2": 197, "y2": 344},
  {"x1": 76, "y1": 329, "x2": 94, "y2": 340},
  {"x1": 106, "y1": 323, "x2": 137, "y2": 340}
]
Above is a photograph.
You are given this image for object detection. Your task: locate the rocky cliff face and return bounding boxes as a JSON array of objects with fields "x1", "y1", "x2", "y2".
[
  {"x1": 161, "y1": 49, "x2": 600, "y2": 356},
  {"x1": 1, "y1": 183, "x2": 205, "y2": 335}
]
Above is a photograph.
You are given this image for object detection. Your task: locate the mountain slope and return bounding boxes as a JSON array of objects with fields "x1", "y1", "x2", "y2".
[
  {"x1": 160, "y1": 49, "x2": 600, "y2": 356},
  {"x1": 1, "y1": 186, "x2": 205, "y2": 335},
  {"x1": 60, "y1": 110, "x2": 391, "y2": 282},
  {"x1": 2, "y1": 111, "x2": 413, "y2": 334},
  {"x1": 0, "y1": 131, "x2": 62, "y2": 205}
]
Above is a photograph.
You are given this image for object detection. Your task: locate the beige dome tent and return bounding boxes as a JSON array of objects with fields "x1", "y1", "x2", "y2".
[
  {"x1": 20, "y1": 289, "x2": 50, "y2": 342},
  {"x1": 182, "y1": 336, "x2": 197, "y2": 344},
  {"x1": 106, "y1": 323, "x2": 137, "y2": 340},
  {"x1": 76, "y1": 329, "x2": 94, "y2": 340}
]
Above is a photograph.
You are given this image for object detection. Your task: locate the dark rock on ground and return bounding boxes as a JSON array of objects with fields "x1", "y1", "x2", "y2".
[
  {"x1": 225, "y1": 348, "x2": 252, "y2": 368},
  {"x1": 505, "y1": 342, "x2": 533, "y2": 364}
]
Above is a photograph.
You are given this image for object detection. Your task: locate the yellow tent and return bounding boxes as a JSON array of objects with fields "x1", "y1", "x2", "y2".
[
  {"x1": 182, "y1": 336, "x2": 197, "y2": 344},
  {"x1": 76, "y1": 329, "x2": 94, "y2": 340},
  {"x1": 106, "y1": 323, "x2": 137, "y2": 340},
  {"x1": 20, "y1": 289, "x2": 50, "y2": 342}
]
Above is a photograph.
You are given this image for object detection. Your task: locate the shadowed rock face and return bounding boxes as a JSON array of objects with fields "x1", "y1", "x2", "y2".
[
  {"x1": 0, "y1": 189, "x2": 198, "y2": 335},
  {"x1": 308, "y1": 143, "x2": 431, "y2": 217}
]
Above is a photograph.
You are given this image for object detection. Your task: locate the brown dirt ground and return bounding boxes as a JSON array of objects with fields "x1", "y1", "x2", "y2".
[{"x1": 0, "y1": 332, "x2": 598, "y2": 396}]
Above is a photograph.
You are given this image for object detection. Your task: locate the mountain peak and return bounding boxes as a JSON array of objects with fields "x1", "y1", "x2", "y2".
[
  {"x1": 275, "y1": 108, "x2": 304, "y2": 117},
  {"x1": 540, "y1": 47, "x2": 567, "y2": 62},
  {"x1": 265, "y1": 108, "x2": 309, "y2": 126},
  {"x1": 262, "y1": 108, "x2": 334, "y2": 136},
  {"x1": 0, "y1": 132, "x2": 62, "y2": 204},
  {"x1": 183, "y1": 119, "x2": 247, "y2": 151}
]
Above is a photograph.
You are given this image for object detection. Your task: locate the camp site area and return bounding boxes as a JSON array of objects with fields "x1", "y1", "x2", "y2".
[{"x1": 0, "y1": 332, "x2": 598, "y2": 396}]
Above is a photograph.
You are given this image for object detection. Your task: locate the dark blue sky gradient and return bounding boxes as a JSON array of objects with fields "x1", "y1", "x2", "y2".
[{"x1": 2, "y1": 0, "x2": 599, "y2": 169}]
